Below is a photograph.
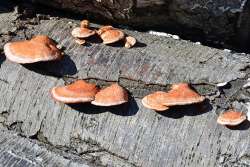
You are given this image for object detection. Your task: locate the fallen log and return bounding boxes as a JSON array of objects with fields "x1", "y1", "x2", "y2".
[
  {"x1": 1, "y1": 10, "x2": 250, "y2": 166},
  {"x1": 27, "y1": 0, "x2": 250, "y2": 50}
]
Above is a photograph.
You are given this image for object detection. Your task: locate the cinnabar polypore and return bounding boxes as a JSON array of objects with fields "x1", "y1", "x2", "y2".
[
  {"x1": 142, "y1": 91, "x2": 169, "y2": 111},
  {"x1": 91, "y1": 83, "x2": 128, "y2": 106},
  {"x1": 97, "y1": 26, "x2": 114, "y2": 36},
  {"x1": 97, "y1": 26, "x2": 125, "y2": 44},
  {"x1": 125, "y1": 36, "x2": 136, "y2": 48},
  {"x1": 160, "y1": 83, "x2": 205, "y2": 106},
  {"x1": 71, "y1": 27, "x2": 96, "y2": 38},
  {"x1": 4, "y1": 35, "x2": 63, "y2": 64},
  {"x1": 51, "y1": 80, "x2": 99, "y2": 103},
  {"x1": 217, "y1": 109, "x2": 246, "y2": 126}
]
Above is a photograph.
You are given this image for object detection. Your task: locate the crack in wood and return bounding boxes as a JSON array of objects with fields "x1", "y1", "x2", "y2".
[{"x1": 70, "y1": 137, "x2": 140, "y2": 167}]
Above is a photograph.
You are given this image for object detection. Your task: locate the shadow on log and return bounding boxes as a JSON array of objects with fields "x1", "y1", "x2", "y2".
[
  {"x1": 0, "y1": 54, "x2": 6, "y2": 68},
  {"x1": 156, "y1": 99, "x2": 213, "y2": 119},
  {"x1": 68, "y1": 96, "x2": 139, "y2": 116},
  {"x1": 226, "y1": 120, "x2": 250, "y2": 131},
  {"x1": 22, "y1": 54, "x2": 77, "y2": 78}
]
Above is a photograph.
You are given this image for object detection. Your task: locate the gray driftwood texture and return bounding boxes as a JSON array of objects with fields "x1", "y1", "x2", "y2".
[
  {"x1": 28, "y1": 0, "x2": 250, "y2": 48},
  {"x1": 1, "y1": 5, "x2": 250, "y2": 166},
  {"x1": 0, "y1": 130, "x2": 90, "y2": 167}
]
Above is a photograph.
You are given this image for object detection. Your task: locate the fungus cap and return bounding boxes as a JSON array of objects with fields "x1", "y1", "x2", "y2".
[
  {"x1": 4, "y1": 35, "x2": 62, "y2": 64},
  {"x1": 142, "y1": 91, "x2": 169, "y2": 111},
  {"x1": 97, "y1": 25, "x2": 114, "y2": 35},
  {"x1": 217, "y1": 109, "x2": 246, "y2": 126},
  {"x1": 71, "y1": 27, "x2": 96, "y2": 38},
  {"x1": 91, "y1": 83, "x2": 128, "y2": 106},
  {"x1": 100, "y1": 29, "x2": 125, "y2": 44},
  {"x1": 51, "y1": 80, "x2": 99, "y2": 103},
  {"x1": 125, "y1": 36, "x2": 136, "y2": 48},
  {"x1": 80, "y1": 20, "x2": 90, "y2": 28},
  {"x1": 160, "y1": 83, "x2": 205, "y2": 106}
]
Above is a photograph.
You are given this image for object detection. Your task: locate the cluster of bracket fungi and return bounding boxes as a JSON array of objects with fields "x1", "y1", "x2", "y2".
[
  {"x1": 51, "y1": 81, "x2": 128, "y2": 107},
  {"x1": 2, "y1": 20, "x2": 248, "y2": 128},
  {"x1": 72, "y1": 20, "x2": 136, "y2": 48}
]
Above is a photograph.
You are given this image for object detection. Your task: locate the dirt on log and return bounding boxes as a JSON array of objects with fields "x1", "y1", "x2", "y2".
[
  {"x1": 26, "y1": 0, "x2": 250, "y2": 50},
  {"x1": 1, "y1": 4, "x2": 250, "y2": 166}
]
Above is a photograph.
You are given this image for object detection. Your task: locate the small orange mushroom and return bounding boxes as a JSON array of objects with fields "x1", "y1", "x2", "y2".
[
  {"x1": 80, "y1": 20, "x2": 90, "y2": 28},
  {"x1": 91, "y1": 83, "x2": 128, "y2": 106},
  {"x1": 4, "y1": 35, "x2": 62, "y2": 64},
  {"x1": 142, "y1": 91, "x2": 169, "y2": 111},
  {"x1": 125, "y1": 36, "x2": 136, "y2": 48},
  {"x1": 160, "y1": 83, "x2": 205, "y2": 106},
  {"x1": 51, "y1": 80, "x2": 99, "y2": 104},
  {"x1": 100, "y1": 29, "x2": 125, "y2": 44},
  {"x1": 97, "y1": 25, "x2": 114, "y2": 36},
  {"x1": 97, "y1": 26, "x2": 125, "y2": 44},
  {"x1": 217, "y1": 109, "x2": 246, "y2": 126},
  {"x1": 71, "y1": 27, "x2": 96, "y2": 38}
]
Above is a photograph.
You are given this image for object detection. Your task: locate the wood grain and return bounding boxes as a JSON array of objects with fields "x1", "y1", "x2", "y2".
[{"x1": 0, "y1": 16, "x2": 250, "y2": 166}]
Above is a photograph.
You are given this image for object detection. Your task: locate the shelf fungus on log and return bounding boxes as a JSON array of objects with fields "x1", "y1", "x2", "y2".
[
  {"x1": 72, "y1": 20, "x2": 96, "y2": 45},
  {"x1": 51, "y1": 80, "x2": 99, "y2": 104},
  {"x1": 217, "y1": 109, "x2": 247, "y2": 126},
  {"x1": 142, "y1": 83, "x2": 205, "y2": 110},
  {"x1": 99, "y1": 27, "x2": 125, "y2": 45},
  {"x1": 91, "y1": 83, "x2": 128, "y2": 106},
  {"x1": 160, "y1": 83, "x2": 205, "y2": 106},
  {"x1": 97, "y1": 26, "x2": 115, "y2": 36},
  {"x1": 142, "y1": 91, "x2": 169, "y2": 111},
  {"x1": 3, "y1": 35, "x2": 63, "y2": 64},
  {"x1": 71, "y1": 27, "x2": 96, "y2": 39},
  {"x1": 125, "y1": 36, "x2": 136, "y2": 48}
]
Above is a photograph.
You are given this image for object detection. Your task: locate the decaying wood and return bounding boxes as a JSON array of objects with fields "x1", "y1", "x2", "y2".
[
  {"x1": 1, "y1": 10, "x2": 250, "y2": 166},
  {"x1": 0, "y1": 130, "x2": 91, "y2": 167},
  {"x1": 27, "y1": 0, "x2": 250, "y2": 49}
]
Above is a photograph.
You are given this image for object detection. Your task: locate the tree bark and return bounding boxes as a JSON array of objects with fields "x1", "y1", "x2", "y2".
[
  {"x1": 0, "y1": 130, "x2": 90, "y2": 167},
  {"x1": 28, "y1": 0, "x2": 250, "y2": 50},
  {"x1": 1, "y1": 8, "x2": 250, "y2": 166}
]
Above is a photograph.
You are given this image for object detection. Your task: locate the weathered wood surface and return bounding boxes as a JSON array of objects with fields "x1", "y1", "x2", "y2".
[
  {"x1": 1, "y1": 8, "x2": 250, "y2": 167},
  {"x1": 27, "y1": 0, "x2": 250, "y2": 49},
  {"x1": 0, "y1": 130, "x2": 90, "y2": 167}
]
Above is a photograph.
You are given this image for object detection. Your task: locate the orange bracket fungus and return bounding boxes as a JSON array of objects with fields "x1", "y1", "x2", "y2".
[
  {"x1": 125, "y1": 36, "x2": 136, "y2": 48},
  {"x1": 4, "y1": 35, "x2": 63, "y2": 64},
  {"x1": 142, "y1": 83, "x2": 205, "y2": 111},
  {"x1": 71, "y1": 27, "x2": 96, "y2": 39},
  {"x1": 160, "y1": 83, "x2": 205, "y2": 106},
  {"x1": 51, "y1": 80, "x2": 99, "y2": 104},
  {"x1": 72, "y1": 20, "x2": 96, "y2": 45},
  {"x1": 142, "y1": 91, "x2": 169, "y2": 111},
  {"x1": 100, "y1": 29, "x2": 125, "y2": 44},
  {"x1": 97, "y1": 25, "x2": 125, "y2": 44},
  {"x1": 91, "y1": 83, "x2": 128, "y2": 106},
  {"x1": 217, "y1": 109, "x2": 247, "y2": 126},
  {"x1": 97, "y1": 25, "x2": 115, "y2": 36}
]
